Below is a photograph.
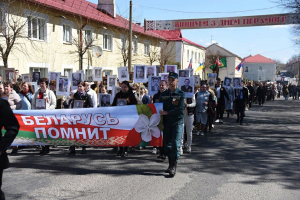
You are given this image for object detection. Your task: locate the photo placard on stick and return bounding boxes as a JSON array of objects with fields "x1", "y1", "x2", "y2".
[
  {"x1": 159, "y1": 73, "x2": 169, "y2": 84},
  {"x1": 32, "y1": 72, "x2": 40, "y2": 84},
  {"x1": 178, "y1": 69, "x2": 190, "y2": 77},
  {"x1": 49, "y1": 72, "x2": 61, "y2": 83},
  {"x1": 107, "y1": 75, "x2": 117, "y2": 90},
  {"x1": 134, "y1": 65, "x2": 147, "y2": 83},
  {"x1": 56, "y1": 77, "x2": 70, "y2": 96},
  {"x1": 99, "y1": 94, "x2": 111, "y2": 107},
  {"x1": 35, "y1": 99, "x2": 46, "y2": 110},
  {"x1": 165, "y1": 65, "x2": 177, "y2": 73},
  {"x1": 146, "y1": 66, "x2": 156, "y2": 79},
  {"x1": 207, "y1": 73, "x2": 217, "y2": 79},
  {"x1": 4, "y1": 68, "x2": 15, "y2": 83},
  {"x1": 207, "y1": 77, "x2": 216, "y2": 89},
  {"x1": 102, "y1": 77, "x2": 107, "y2": 86},
  {"x1": 118, "y1": 66, "x2": 129, "y2": 82},
  {"x1": 179, "y1": 77, "x2": 194, "y2": 98},
  {"x1": 71, "y1": 72, "x2": 83, "y2": 90},
  {"x1": 193, "y1": 75, "x2": 200, "y2": 86},
  {"x1": 223, "y1": 77, "x2": 232, "y2": 88},
  {"x1": 148, "y1": 76, "x2": 161, "y2": 96},
  {"x1": 73, "y1": 100, "x2": 84, "y2": 108},
  {"x1": 156, "y1": 66, "x2": 161, "y2": 76},
  {"x1": 93, "y1": 67, "x2": 102, "y2": 81},
  {"x1": 116, "y1": 98, "x2": 127, "y2": 106},
  {"x1": 22, "y1": 74, "x2": 31, "y2": 82},
  {"x1": 232, "y1": 77, "x2": 242, "y2": 89},
  {"x1": 29, "y1": 82, "x2": 38, "y2": 93}
]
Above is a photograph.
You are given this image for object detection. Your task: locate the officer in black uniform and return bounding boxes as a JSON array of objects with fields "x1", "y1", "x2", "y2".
[
  {"x1": 0, "y1": 99, "x2": 20, "y2": 200},
  {"x1": 159, "y1": 72, "x2": 185, "y2": 177}
]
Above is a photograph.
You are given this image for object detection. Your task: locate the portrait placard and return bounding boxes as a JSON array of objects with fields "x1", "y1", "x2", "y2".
[
  {"x1": 193, "y1": 75, "x2": 200, "y2": 86},
  {"x1": 3, "y1": 68, "x2": 15, "y2": 82},
  {"x1": 49, "y1": 72, "x2": 61, "y2": 83},
  {"x1": 207, "y1": 73, "x2": 217, "y2": 79},
  {"x1": 165, "y1": 65, "x2": 177, "y2": 73},
  {"x1": 223, "y1": 77, "x2": 232, "y2": 88},
  {"x1": 156, "y1": 66, "x2": 161, "y2": 76},
  {"x1": 35, "y1": 99, "x2": 46, "y2": 110},
  {"x1": 178, "y1": 69, "x2": 190, "y2": 77},
  {"x1": 159, "y1": 73, "x2": 169, "y2": 84},
  {"x1": 71, "y1": 72, "x2": 83, "y2": 90},
  {"x1": 148, "y1": 76, "x2": 161, "y2": 96},
  {"x1": 207, "y1": 77, "x2": 216, "y2": 89},
  {"x1": 32, "y1": 72, "x2": 41, "y2": 85},
  {"x1": 73, "y1": 100, "x2": 84, "y2": 108},
  {"x1": 56, "y1": 77, "x2": 70, "y2": 96},
  {"x1": 22, "y1": 74, "x2": 31, "y2": 82},
  {"x1": 29, "y1": 82, "x2": 38, "y2": 93},
  {"x1": 102, "y1": 77, "x2": 107, "y2": 86},
  {"x1": 232, "y1": 77, "x2": 242, "y2": 89},
  {"x1": 107, "y1": 75, "x2": 117, "y2": 90},
  {"x1": 117, "y1": 98, "x2": 127, "y2": 106},
  {"x1": 134, "y1": 65, "x2": 147, "y2": 83},
  {"x1": 93, "y1": 67, "x2": 103, "y2": 81},
  {"x1": 179, "y1": 77, "x2": 194, "y2": 98},
  {"x1": 146, "y1": 66, "x2": 156, "y2": 79},
  {"x1": 85, "y1": 69, "x2": 93, "y2": 81},
  {"x1": 99, "y1": 94, "x2": 111, "y2": 107},
  {"x1": 118, "y1": 67, "x2": 129, "y2": 82}
]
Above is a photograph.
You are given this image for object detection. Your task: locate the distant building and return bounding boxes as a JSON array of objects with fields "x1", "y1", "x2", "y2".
[
  {"x1": 243, "y1": 54, "x2": 276, "y2": 82},
  {"x1": 205, "y1": 44, "x2": 242, "y2": 80}
]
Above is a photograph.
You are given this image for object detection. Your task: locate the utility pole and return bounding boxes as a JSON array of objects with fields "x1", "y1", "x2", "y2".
[{"x1": 128, "y1": 0, "x2": 133, "y2": 72}]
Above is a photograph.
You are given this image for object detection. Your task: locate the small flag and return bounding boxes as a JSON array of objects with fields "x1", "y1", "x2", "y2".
[
  {"x1": 213, "y1": 56, "x2": 222, "y2": 73},
  {"x1": 236, "y1": 58, "x2": 245, "y2": 71},
  {"x1": 188, "y1": 58, "x2": 193, "y2": 69},
  {"x1": 195, "y1": 57, "x2": 204, "y2": 72}
]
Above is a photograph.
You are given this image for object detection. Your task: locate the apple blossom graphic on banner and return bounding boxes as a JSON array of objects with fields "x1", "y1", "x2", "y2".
[
  {"x1": 10, "y1": 104, "x2": 163, "y2": 147},
  {"x1": 145, "y1": 13, "x2": 295, "y2": 30}
]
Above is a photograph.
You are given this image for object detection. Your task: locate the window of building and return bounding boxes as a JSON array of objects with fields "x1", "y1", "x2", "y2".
[
  {"x1": 64, "y1": 69, "x2": 73, "y2": 78},
  {"x1": 28, "y1": 16, "x2": 46, "y2": 40},
  {"x1": 120, "y1": 37, "x2": 126, "y2": 53},
  {"x1": 259, "y1": 66, "x2": 262, "y2": 71},
  {"x1": 133, "y1": 39, "x2": 138, "y2": 54},
  {"x1": 187, "y1": 50, "x2": 189, "y2": 62},
  {"x1": 198, "y1": 53, "x2": 200, "y2": 62},
  {"x1": 63, "y1": 24, "x2": 71, "y2": 43},
  {"x1": 85, "y1": 29, "x2": 92, "y2": 45},
  {"x1": 195, "y1": 52, "x2": 197, "y2": 63},
  {"x1": 29, "y1": 67, "x2": 48, "y2": 77},
  {"x1": 191, "y1": 51, "x2": 194, "y2": 61},
  {"x1": 144, "y1": 41, "x2": 150, "y2": 56},
  {"x1": 103, "y1": 34, "x2": 112, "y2": 51}
]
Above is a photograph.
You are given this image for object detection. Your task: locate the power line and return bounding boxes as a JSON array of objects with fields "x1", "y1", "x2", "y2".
[{"x1": 133, "y1": 4, "x2": 278, "y2": 14}]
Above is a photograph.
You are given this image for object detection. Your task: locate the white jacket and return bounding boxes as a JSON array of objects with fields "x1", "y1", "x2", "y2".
[
  {"x1": 87, "y1": 89, "x2": 98, "y2": 108},
  {"x1": 32, "y1": 88, "x2": 57, "y2": 110}
]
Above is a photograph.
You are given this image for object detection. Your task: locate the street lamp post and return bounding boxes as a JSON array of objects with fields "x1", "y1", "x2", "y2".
[{"x1": 128, "y1": 0, "x2": 133, "y2": 72}]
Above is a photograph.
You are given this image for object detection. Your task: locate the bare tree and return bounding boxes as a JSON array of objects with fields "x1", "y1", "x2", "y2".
[{"x1": 0, "y1": 0, "x2": 45, "y2": 68}]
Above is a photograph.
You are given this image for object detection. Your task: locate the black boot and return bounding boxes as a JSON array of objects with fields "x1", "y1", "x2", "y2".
[
  {"x1": 165, "y1": 158, "x2": 172, "y2": 173},
  {"x1": 68, "y1": 146, "x2": 76, "y2": 155},
  {"x1": 40, "y1": 146, "x2": 46, "y2": 154},
  {"x1": 45, "y1": 145, "x2": 50, "y2": 154},
  {"x1": 169, "y1": 162, "x2": 178, "y2": 177},
  {"x1": 81, "y1": 146, "x2": 86, "y2": 154}
]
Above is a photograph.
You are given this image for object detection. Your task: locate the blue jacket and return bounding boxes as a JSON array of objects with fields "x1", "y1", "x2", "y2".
[{"x1": 18, "y1": 92, "x2": 34, "y2": 110}]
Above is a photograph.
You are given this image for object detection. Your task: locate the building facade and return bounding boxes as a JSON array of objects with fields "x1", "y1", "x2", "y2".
[
  {"x1": 205, "y1": 44, "x2": 242, "y2": 80},
  {"x1": 0, "y1": 0, "x2": 164, "y2": 78},
  {"x1": 243, "y1": 54, "x2": 276, "y2": 82}
]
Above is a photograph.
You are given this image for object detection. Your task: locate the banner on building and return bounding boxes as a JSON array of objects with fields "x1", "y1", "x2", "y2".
[
  {"x1": 8, "y1": 104, "x2": 163, "y2": 147},
  {"x1": 145, "y1": 13, "x2": 294, "y2": 30}
]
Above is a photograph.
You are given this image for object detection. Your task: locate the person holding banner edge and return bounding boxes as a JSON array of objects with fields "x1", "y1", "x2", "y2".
[
  {"x1": 0, "y1": 99, "x2": 20, "y2": 200},
  {"x1": 159, "y1": 72, "x2": 185, "y2": 177}
]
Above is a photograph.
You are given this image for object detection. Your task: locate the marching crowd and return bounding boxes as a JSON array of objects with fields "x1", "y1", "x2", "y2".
[{"x1": 0, "y1": 70, "x2": 290, "y2": 185}]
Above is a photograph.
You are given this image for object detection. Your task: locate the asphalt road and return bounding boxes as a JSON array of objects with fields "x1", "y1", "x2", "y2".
[{"x1": 2, "y1": 97, "x2": 300, "y2": 200}]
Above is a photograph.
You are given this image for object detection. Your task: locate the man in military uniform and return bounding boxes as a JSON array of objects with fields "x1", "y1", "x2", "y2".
[
  {"x1": 159, "y1": 72, "x2": 185, "y2": 177},
  {"x1": 0, "y1": 99, "x2": 20, "y2": 200}
]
